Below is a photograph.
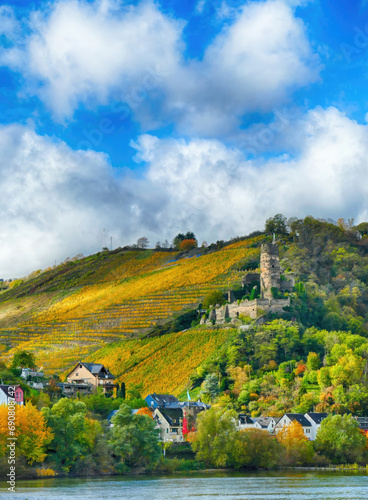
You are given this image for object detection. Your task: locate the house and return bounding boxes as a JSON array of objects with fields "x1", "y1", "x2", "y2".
[
  {"x1": 146, "y1": 393, "x2": 209, "y2": 441},
  {"x1": 145, "y1": 393, "x2": 180, "y2": 408},
  {"x1": 238, "y1": 414, "x2": 256, "y2": 430},
  {"x1": 154, "y1": 407, "x2": 184, "y2": 442},
  {"x1": 304, "y1": 412, "x2": 327, "y2": 440},
  {"x1": 0, "y1": 385, "x2": 24, "y2": 406},
  {"x1": 252, "y1": 416, "x2": 279, "y2": 433},
  {"x1": 66, "y1": 361, "x2": 116, "y2": 394},
  {"x1": 354, "y1": 416, "x2": 368, "y2": 435},
  {"x1": 275, "y1": 413, "x2": 313, "y2": 439}
]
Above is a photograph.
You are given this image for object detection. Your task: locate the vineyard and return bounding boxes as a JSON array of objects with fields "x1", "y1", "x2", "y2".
[
  {"x1": 87, "y1": 327, "x2": 238, "y2": 396},
  {"x1": 0, "y1": 237, "x2": 263, "y2": 377}
]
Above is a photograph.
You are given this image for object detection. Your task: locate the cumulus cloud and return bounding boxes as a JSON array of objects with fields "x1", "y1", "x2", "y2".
[
  {"x1": 132, "y1": 107, "x2": 368, "y2": 238},
  {"x1": 165, "y1": 0, "x2": 320, "y2": 135},
  {"x1": 1, "y1": 0, "x2": 184, "y2": 119},
  {"x1": 1, "y1": 0, "x2": 320, "y2": 135},
  {"x1": 1, "y1": 106, "x2": 368, "y2": 276},
  {"x1": 0, "y1": 124, "x2": 167, "y2": 277}
]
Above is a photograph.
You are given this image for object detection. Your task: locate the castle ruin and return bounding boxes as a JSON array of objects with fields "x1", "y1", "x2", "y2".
[{"x1": 205, "y1": 243, "x2": 294, "y2": 324}]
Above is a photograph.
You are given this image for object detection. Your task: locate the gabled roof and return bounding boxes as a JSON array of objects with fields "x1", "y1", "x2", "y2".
[
  {"x1": 305, "y1": 412, "x2": 327, "y2": 424},
  {"x1": 67, "y1": 361, "x2": 115, "y2": 379},
  {"x1": 253, "y1": 417, "x2": 274, "y2": 428},
  {"x1": 239, "y1": 414, "x2": 254, "y2": 424},
  {"x1": 147, "y1": 393, "x2": 179, "y2": 406},
  {"x1": 284, "y1": 413, "x2": 312, "y2": 427},
  {"x1": 0, "y1": 385, "x2": 21, "y2": 397},
  {"x1": 158, "y1": 408, "x2": 182, "y2": 426}
]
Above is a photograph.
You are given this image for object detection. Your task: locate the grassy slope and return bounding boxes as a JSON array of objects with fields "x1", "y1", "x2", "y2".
[{"x1": 0, "y1": 238, "x2": 262, "y2": 381}]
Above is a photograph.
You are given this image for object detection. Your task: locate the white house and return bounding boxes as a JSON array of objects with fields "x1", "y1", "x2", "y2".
[
  {"x1": 154, "y1": 407, "x2": 184, "y2": 442},
  {"x1": 304, "y1": 412, "x2": 328, "y2": 440},
  {"x1": 274, "y1": 413, "x2": 313, "y2": 439}
]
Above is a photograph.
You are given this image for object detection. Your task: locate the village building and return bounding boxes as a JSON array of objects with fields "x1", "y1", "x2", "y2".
[
  {"x1": 64, "y1": 361, "x2": 116, "y2": 395},
  {"x1": 304, "y1": 412, "x2": 328, "y2": 440},
  {"x1": 145, "y1": 393, "x2": 210, "y2": 442},
  {"x1": 275, "y1": 413, "x2": 313, "y2": 439},
  {"x1": 145, "y1": 393, "x2": 180, "y2": 408},
  {"x1": 0, "y1": 385, "x2": 24, "y2": 405}
]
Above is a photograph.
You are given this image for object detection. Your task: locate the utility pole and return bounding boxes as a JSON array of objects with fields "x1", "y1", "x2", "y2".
[{"x1": 110, "y1": 236, "x2": 113, "y2": 251}]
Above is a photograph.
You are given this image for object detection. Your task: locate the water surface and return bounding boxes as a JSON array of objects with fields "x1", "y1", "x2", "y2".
[{"x1": 1, "y1": 470, "x2": 367, "y2": 499}]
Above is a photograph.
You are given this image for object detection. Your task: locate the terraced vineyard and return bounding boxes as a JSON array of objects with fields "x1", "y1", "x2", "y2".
[
  {"x1": 0, "y1": 237, "x2": 263, "y2": 375},
  {"x1": 88, "y1": 327, "x2": 238, "y2": 396}
]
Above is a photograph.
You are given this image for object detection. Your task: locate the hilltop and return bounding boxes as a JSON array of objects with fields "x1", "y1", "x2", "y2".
[
  {"x1": 0, "y1": 234, "x2": 261, "y2": 385},
  {"x1": 2, "y1": 215, "x2": 368, "y2": 399}
]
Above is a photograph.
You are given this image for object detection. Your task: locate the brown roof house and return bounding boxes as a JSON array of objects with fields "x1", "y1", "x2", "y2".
[{"x1": 65, "y1": 361, "x2": 116, "y2": 396}]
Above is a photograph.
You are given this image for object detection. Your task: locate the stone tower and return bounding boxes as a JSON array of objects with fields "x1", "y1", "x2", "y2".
[{"x1": 260, "y1": 243, "x2": 281, "y2": 299}]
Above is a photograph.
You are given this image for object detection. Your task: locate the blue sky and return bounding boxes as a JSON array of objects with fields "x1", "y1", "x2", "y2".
[{"x1": 1, "y1": 0, "x2": 368, "y2": 276}]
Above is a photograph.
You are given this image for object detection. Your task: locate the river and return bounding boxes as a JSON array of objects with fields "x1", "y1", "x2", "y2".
[{"x1": 1, "y1": 471, "x2": 368, "y2": 499}]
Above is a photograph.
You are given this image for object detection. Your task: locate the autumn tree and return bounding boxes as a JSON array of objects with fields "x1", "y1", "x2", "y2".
[
  {"x1": 179, "y1": 239, "x2": 197, "y2": 251},
  {"x1": 173, "y1": 232, "x2": 197, "y2": 249},
  {"x1": 0, "y1": 403, "x2": 53, "y2": 465},
  {"x1": 136, "y1": 407, "x2": 153, "y2": 419},
  {"x1": 276, "y1": 421, "x2": 314, "y2": 465}
]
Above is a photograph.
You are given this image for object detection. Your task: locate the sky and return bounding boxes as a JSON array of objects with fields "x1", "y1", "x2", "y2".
[{"x1": 1, "y1": 0, "x2": 368, "y2": 277}]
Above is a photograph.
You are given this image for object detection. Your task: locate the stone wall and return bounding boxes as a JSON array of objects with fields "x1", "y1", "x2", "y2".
[{"x1": 215, "y1": 297, "x2": 290, "y2": 321}]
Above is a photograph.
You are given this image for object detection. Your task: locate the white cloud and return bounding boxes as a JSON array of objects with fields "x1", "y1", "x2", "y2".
[
  {"x1": 2, "y1": 106, "x2": 368, "y2": 277},
  {"x1": 165, "y1": 0, "x2": 320, "y2": 135},
  {"x1": 0, "y1": 6, "x2": 19, "y2": 37},
  {"x1": 1, "y1": 0, "x2": 320, "y2": 134},
  {"x1": 2, "y1": 0, "x2": 184, "y2": 119},
  {"x1": 0, "y1": 124, "x2": 167, "y2": 277},
  {"x1": 132, "y1": 107, "x2": 368, "y2": 238}
]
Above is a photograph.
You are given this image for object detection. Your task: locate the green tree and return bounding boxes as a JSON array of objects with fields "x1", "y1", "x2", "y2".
[
  {"x1": 42, "y1": 398, "x2": 101, "y2": 472},
  {"x1": 306, "y1": 352, "x2": 321, "y2": 371},
  {"x1": 191, "y1": 406, "x2": 238, "y2": 467},
  {"x1": 265, "y1": 214, "x2": 288, "y2": 235},
  {"x1": 200, "y1": 373, "x2": 220, "y2": 402},
  {"x1": 11, "y1": 350, "x2": 36, "y2": 369},
  {"x1": 109, "y1": 403, "x2": 161, "y2": 471},
  {"x1": 203, "y1": 290, "x2": 225, "y2": 309},
  {"x1": 315, "y1": 414, "x2": 367, "y2": 463},
  {"x1": 232, "y1": 428, "x2": 282, "y2": 469}
]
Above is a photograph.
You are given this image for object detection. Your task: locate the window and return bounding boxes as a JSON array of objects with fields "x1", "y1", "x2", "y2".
[
  {"x1": 166, "y1": 429, "x2": 169, "y2": 433},
  {"x1": 305, "y1": 428, "x2": 310, "y2": 433},
  {"x1": 171, "y1": 428, "x2": 178, "y2": 434}
]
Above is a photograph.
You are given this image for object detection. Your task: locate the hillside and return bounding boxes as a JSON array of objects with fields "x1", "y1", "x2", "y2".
[
  {"x1": 0, "y1": 237, "x2": 261, "y2": 375},
  {"x1": 2, "y1": 215, "x2": 368, "y2": 414}
]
